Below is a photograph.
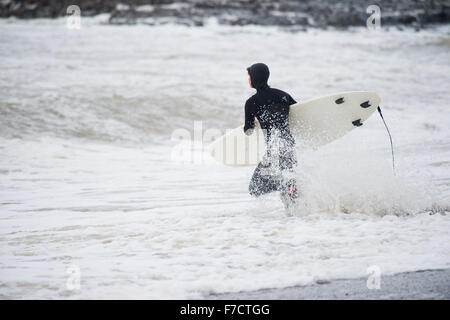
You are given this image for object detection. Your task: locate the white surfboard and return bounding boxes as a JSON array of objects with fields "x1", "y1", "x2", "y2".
[{"x1": 209, "y1": 91, "x2": 380, "y2": 166}]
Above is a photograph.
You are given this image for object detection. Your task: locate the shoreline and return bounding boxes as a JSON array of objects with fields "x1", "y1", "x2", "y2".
[{"x1": 206, "y1": 269, "x2": 450, "y2": 300}]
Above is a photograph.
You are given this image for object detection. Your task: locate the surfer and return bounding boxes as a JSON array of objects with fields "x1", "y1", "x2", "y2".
[{"x1": 244, "y1": 63, "x2": 298, "y2": 209}]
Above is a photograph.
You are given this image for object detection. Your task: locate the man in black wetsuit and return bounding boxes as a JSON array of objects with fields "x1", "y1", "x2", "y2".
[{"x1": 244, "y1": 63, "x2": 298, "y2": 209}]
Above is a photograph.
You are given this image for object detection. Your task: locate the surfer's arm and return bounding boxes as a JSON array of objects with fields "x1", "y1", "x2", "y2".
[{"x1": 244, "y1": 100, "x2": 256, "y2": 135}]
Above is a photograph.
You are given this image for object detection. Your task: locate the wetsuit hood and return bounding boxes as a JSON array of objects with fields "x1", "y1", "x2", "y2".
[{"x1": 247, "y1": 63, "x2": 270, "y2": 90}]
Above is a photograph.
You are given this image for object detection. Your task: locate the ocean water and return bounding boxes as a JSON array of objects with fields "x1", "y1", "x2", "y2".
[{"x1": 0, "y1": 18, "x2": 449, "y2": 299}]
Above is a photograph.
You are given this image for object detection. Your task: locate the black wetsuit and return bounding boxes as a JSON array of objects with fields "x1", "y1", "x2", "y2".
[{"x1": 244, "y1": 63, "x2": 298, "y2": 197}]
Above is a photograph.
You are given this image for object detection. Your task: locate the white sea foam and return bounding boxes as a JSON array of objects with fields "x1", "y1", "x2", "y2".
[{"x1": 0, "y1": 20, "x2": 449, "y2": 299}]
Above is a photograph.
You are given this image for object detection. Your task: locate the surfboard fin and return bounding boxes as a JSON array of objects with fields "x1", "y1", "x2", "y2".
[
  {"x1": 360, "y1": 101, "x2": 371, "y2": 108},
  {"x1": 335, "y1": 97, "x2": 344, "y2": 104},
  {"x1": 352, "y1": 119, "x2": 363, "y2": 127}
]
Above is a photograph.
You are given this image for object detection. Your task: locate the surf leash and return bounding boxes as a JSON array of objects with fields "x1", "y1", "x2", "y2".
[{"x1": 377, "y1": 106, "x2": 395, "y2": 175}]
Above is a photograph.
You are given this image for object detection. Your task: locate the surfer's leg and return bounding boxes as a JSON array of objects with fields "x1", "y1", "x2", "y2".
[
  {"x1": 279, "y1": 142, "x2": 299, "y2": 208},
  {"x1": 279, "y1": 139, "x2": 297, "y2": 171},
  {"x1": 249, "y1": 162, "x2": 281, "y2": 197}
]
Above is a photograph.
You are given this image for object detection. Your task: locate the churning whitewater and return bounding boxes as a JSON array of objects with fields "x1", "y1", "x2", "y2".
[{"x1": 0, "y1": 18, "x2": 449, "y2": 299}]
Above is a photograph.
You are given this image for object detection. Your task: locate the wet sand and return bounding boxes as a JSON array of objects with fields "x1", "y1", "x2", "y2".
[{"x1": 208, "y1": 269, "x2": 450, "y2": 300}]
